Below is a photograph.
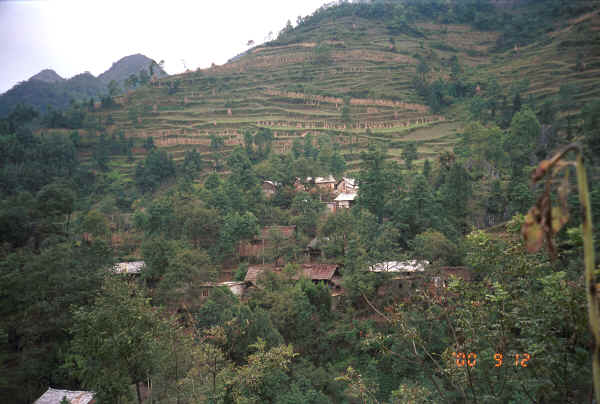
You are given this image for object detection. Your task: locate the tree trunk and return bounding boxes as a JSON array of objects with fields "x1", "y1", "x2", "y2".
[{"x1": 136, "y1": 381, "x2": 142, "y2": 404}]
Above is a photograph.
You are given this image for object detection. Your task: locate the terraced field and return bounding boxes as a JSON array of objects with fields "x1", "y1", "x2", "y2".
[{"x1": 86, "y1": 9, "x2": 600, "y2": 171}]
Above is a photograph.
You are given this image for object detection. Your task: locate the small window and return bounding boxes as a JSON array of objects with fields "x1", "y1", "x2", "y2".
[
  {"x1": 398, "y1": 282, "x2": 403, "y2": 289},
  {"x1": 202, "y1": 289, "x2": 209, "y2": 297}
]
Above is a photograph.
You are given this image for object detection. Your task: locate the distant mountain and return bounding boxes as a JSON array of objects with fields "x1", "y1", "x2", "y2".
[
  {"x1": 98, "y1": 53, "x2": 167, "y2": 84},
  {"x1": 30, "y1": 69, "x2": 64, "y2": 83},
  {"x1": 0, "y1": 54, "x2": 168, "y2": 117}
]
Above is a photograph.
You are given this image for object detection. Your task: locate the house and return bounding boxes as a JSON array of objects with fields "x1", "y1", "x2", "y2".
[
  {"x1": 294, "y1": 178, "x2": 306, "y2": 192},
  {"x1": 336, "y1": 177, "x2": 358, "y2": 194},
  {"x1": 314, "y1": 175, "x2": 337, "y2": 191},
  {"x1": 245, "y1": 263, "x2": 342, "y2": 293},
  {"x1": 262, "y1": 180, "x2": 279, "y2": 197},
  {"x1": 295, "y1": 263, "x2": 342, "y2": 290},
  {"x1": 238, "y1": 225, "x2": 296, "y2": 261},
  {"x1": 323, "y1": 201, "x2": 337, "y2": 213},
  {"x1": 112, "y1": 261, "x2": 145, "y2": 275},
  {"x1": 334, "y1": 192, "x2": 357, "y2": 210},
  {"x1": 198, "y1": 281, "x2": 248, "y2": 299},
  {"x1": 369, "y1": 260, "x2": 429, "y2": 297},
  {"x1": 34, "y1": 388, "x2": 95, "y2": 404},
  {"x1": 430, "y1": 266, "x2": 472, "y2": 288}
]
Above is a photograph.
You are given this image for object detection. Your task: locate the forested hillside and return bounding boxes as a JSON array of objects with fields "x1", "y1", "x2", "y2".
[{"x1": 1, "y1": 0, "x2": 600, "y2": 403}]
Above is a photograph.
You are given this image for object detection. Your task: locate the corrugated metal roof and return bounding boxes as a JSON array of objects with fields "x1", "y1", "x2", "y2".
[
  {"x1": 369, "y1": 260, "x2": 429, "y2": 273},
  {"x1": 112, "y1": 261, "x2": 145, "y2": 274},
  {"x1": 34, "y1": 388, "x2": 95, "y2": 404},
  {"x1": 334, "y1": 193, "x2": 357, "y2": 202}
]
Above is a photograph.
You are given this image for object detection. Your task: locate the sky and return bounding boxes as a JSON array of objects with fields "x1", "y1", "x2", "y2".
[{"x1": 0, "y1": 0, "x2": 332, "y2": 94}]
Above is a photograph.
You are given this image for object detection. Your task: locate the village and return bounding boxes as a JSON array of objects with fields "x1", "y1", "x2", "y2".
[{"x1": 110, "y1": 174, "x2": 471, "y2": 305}]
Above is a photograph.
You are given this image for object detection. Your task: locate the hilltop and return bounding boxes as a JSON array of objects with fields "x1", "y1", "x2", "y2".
[
  {"x1": 98, "y1": 53, "x2": 167, "y2": 85},
  {"x1": 29, "y1": 69, "x2": 64, "y2": 83}
]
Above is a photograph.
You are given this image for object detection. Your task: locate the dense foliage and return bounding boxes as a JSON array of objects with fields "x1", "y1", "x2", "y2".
[{"x1": 2, "y1": 1, "x2": 600, "y2": 403}]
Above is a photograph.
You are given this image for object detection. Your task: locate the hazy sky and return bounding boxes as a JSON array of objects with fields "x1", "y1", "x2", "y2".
[{"x1": 0, "y1": 0, "x2": 331, "y2": 94}]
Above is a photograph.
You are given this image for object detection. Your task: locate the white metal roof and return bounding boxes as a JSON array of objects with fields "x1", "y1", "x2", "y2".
[
  {"x1": 342, "y1": 177, "x2": 357, "y2": 187},
  {"x1": 369, "y1": 260, "x2": 429, "y2": 273},
  {"x1": 334, "y1": 193, "x2": 357, "y2": 202},
  {"x1": 112, "y1": 261, "x2": 145, "y2": 274},
  {"x1": 34, "y1": 388, "x2": 95, "y2": 404}
]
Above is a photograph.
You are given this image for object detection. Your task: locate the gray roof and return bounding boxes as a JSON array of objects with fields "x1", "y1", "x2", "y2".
[
  {"x1": 34, "y1": 388, "x2": 95, "y2": 404},
  {"x1": 369, "y1": 260, "x2": 429, "y2": 273},
  {"x1": 112, "y1": 261, "x2": 145, "y2": 274}
]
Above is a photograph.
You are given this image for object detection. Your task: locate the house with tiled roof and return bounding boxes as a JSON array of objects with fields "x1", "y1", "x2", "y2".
[{"x1": 245, "y1": 263, "x2": 342, "y2": 292}]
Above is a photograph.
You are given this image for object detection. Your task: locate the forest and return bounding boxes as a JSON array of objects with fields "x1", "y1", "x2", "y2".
[{"x1": 2, "y1": 0, "x2": 600, "y2": 403}]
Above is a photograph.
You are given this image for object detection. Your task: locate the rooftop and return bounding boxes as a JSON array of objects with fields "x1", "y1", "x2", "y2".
[
  {"x1": 369, "y1": 260, "x2": 429, "y2": 273},
  {"x1": 34, "y1": 388, "x2": 95, "y2": 404},
  {"x1": 245, "y1": 263, "x2": 339, "y2": 284},
  {"x1": 341, "y1": 177, "x2": 358, "y2": 187},
  {"x1": 334, "y1": 193, "x2": 357, "y2": 202},
  {"x1": 315, "y1": 175, "x2": 336, "y2": 184},
  {"x1": 112, "y1": 261, "x2": 145, "y2": 274}
]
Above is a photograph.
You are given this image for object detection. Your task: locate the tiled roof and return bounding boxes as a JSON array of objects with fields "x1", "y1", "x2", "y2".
[
  {"x1": 295, "y1": 263, "x2": 339, "y2": 280},
  {"x1": 245, "y1": 263, "x2": 339, "y2": 284}
]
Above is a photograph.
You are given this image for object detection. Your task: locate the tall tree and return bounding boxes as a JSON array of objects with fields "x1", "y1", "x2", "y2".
[
  {"x1": 210, "y1": 134, "x2": 225, "y2": 171},
  {"x1": 401, "y1": 142, "x2": 418, "y2": 170},
  {"x1": 357, "y1": 145, "x2": 390, "y2": 223},
  {"x1": 68, "y1": 279, "x2": 166, "y2": 404}
]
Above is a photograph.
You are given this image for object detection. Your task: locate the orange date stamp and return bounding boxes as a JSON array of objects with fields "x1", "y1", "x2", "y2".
[{"x1": 452, "y1": 352, "x2": 531, "y2": 368}]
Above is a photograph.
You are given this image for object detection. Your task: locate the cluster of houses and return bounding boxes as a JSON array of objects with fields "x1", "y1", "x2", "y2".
[
  {"x1": 44, "y1": 256, "x2": 468, "y2": 404},
  {"x1": 111, "y1": 257, "x2": 470, "y2": 303},
  {"x1": 262, "y1": 176, "x2": 359, "y2": 213}
]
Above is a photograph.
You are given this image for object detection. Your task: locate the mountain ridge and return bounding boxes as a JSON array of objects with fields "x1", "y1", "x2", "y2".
[
  {"x1": 29, "y1": 69, "x2": 64, "y2": 83},
  {"x1": 0, "y1": 53, "x2": 168, "y2": 117}
]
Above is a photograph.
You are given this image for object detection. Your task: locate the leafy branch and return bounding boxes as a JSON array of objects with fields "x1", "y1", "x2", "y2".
[{"x1": 522, "y1": 143, "x2": 598, "y2": 401}]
